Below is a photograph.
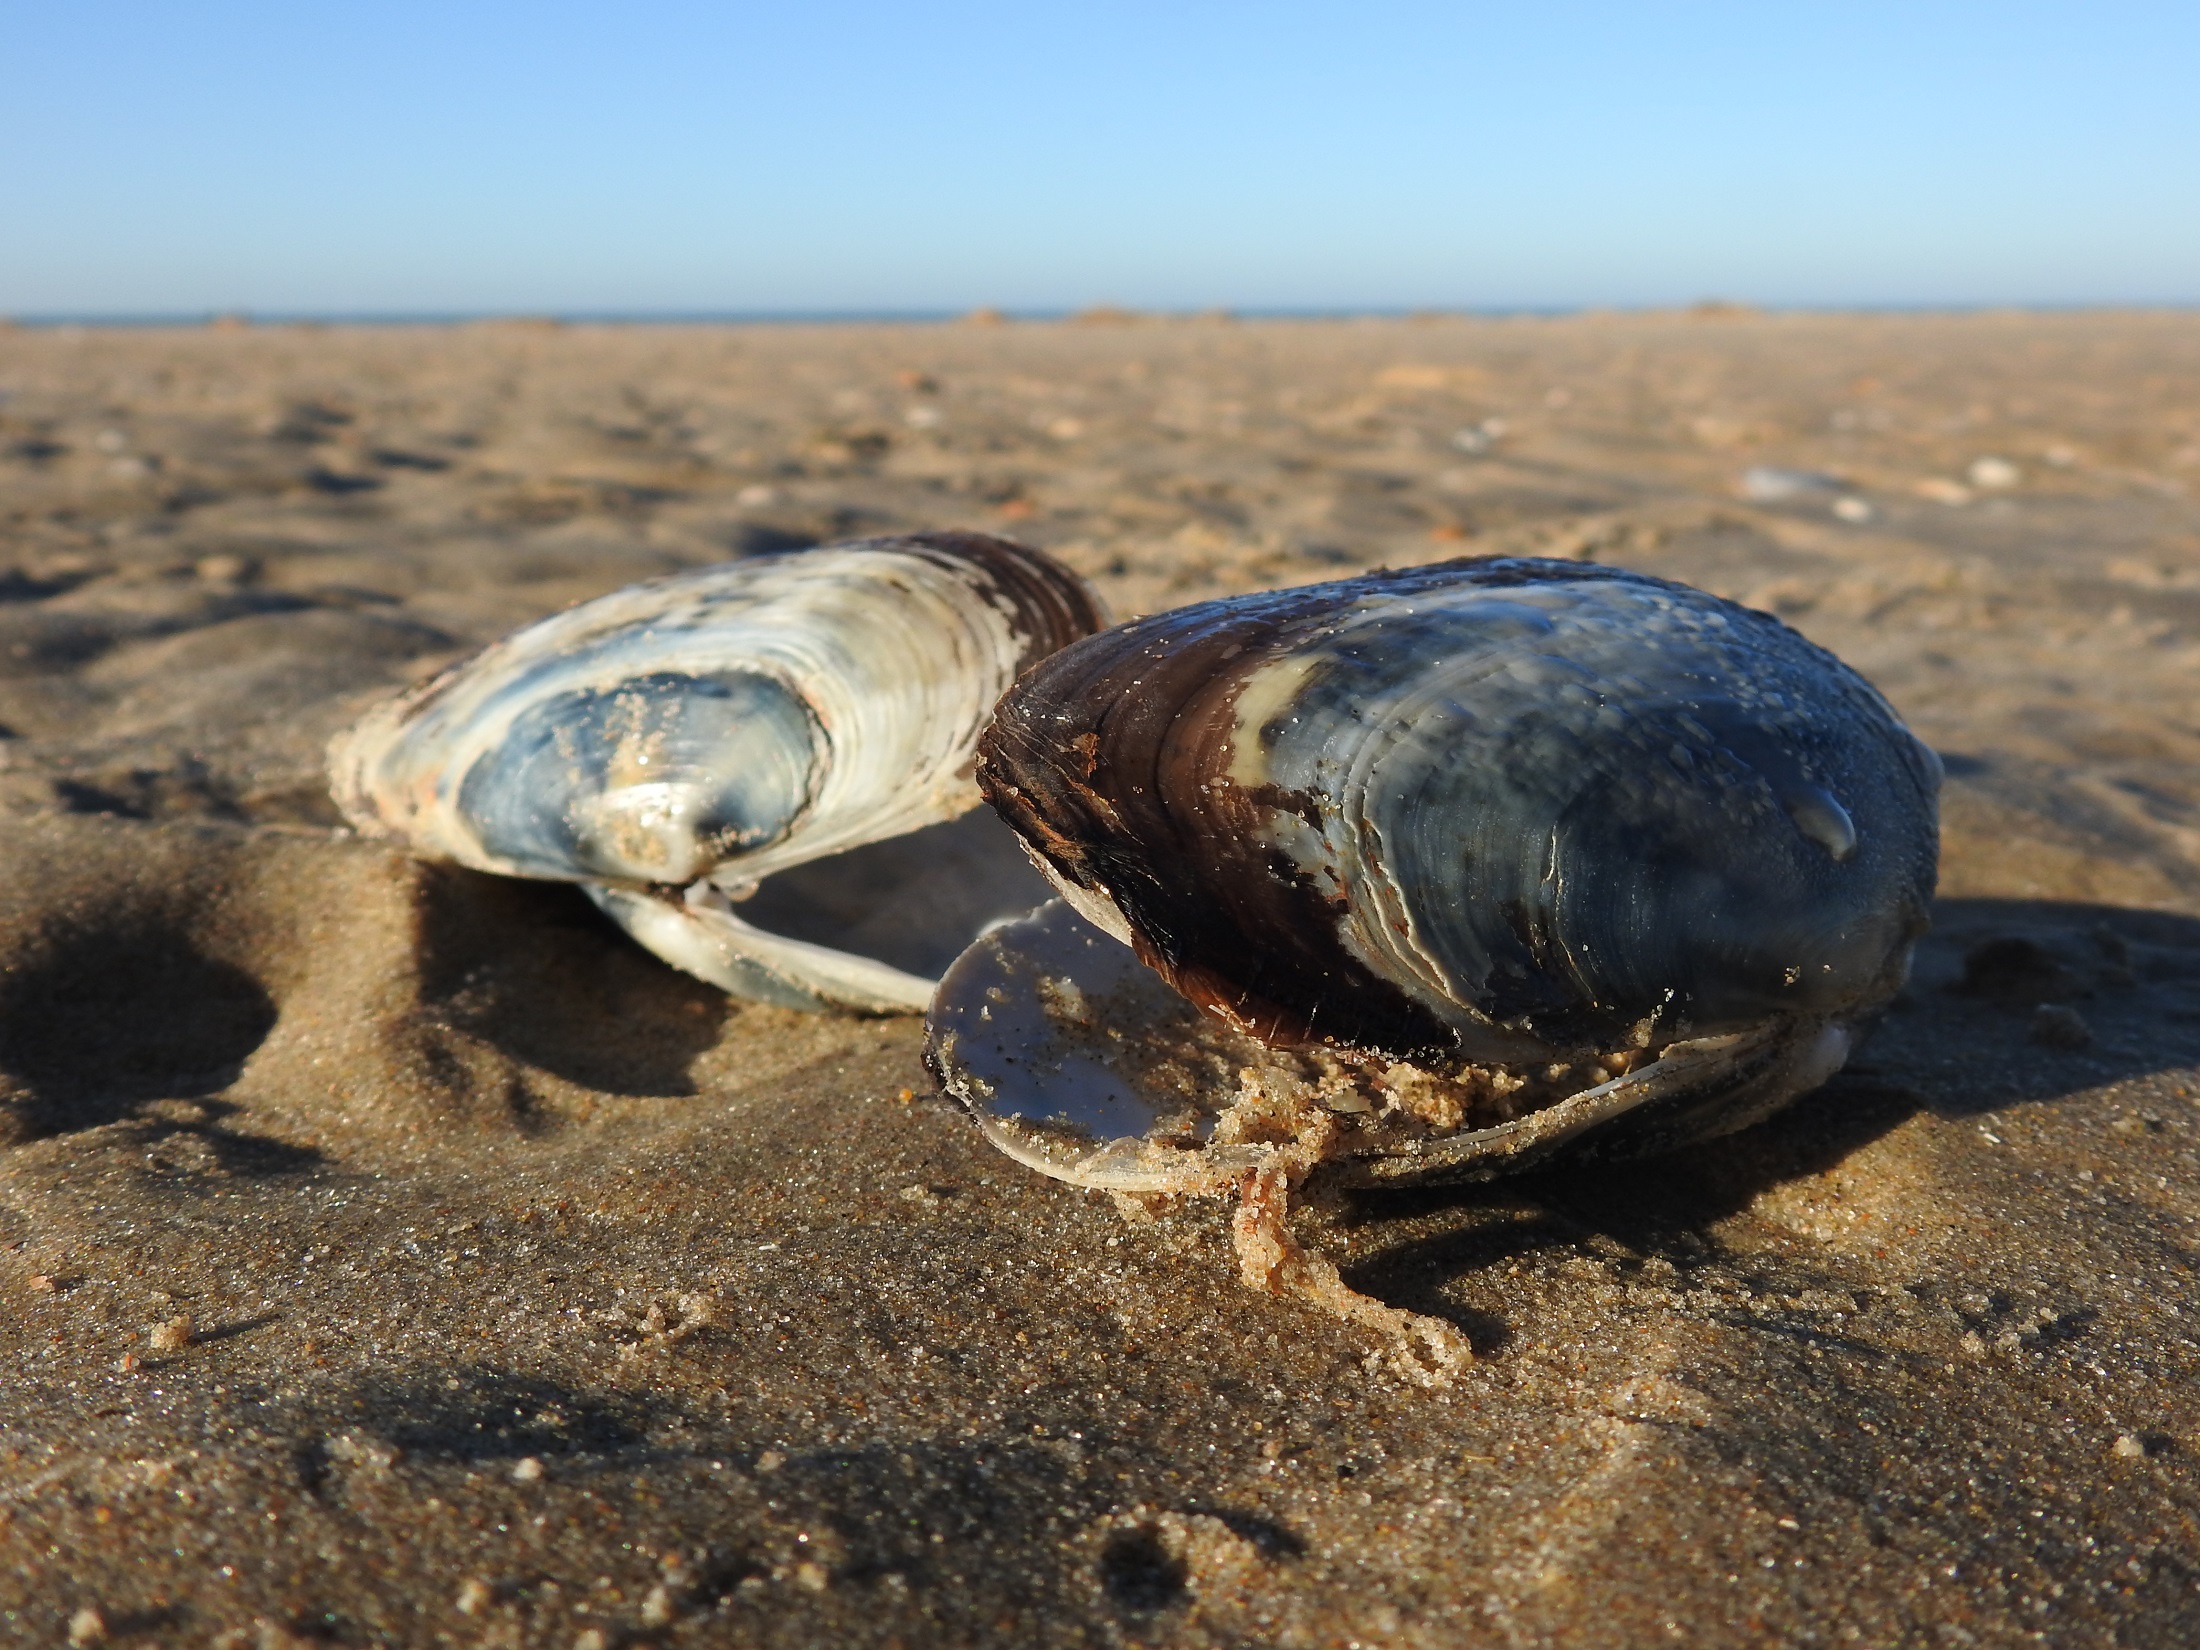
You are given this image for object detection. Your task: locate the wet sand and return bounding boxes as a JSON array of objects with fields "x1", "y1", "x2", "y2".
[{"x1": 1, "y1": 312, "x2": 2196, "y2": 1646}]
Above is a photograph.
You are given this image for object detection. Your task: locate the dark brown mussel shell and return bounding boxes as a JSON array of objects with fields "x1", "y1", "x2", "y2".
[{"x1": 926, "y1": 557, "x2": 1940, "y2": 1190}]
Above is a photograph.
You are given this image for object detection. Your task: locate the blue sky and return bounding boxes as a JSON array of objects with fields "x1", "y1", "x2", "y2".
[{"x1": 2, "y1": 2, "x2": 2195, "y2": 315}]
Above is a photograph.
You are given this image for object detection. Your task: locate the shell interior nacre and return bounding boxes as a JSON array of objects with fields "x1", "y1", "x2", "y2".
[{"x1": 458, "y1": 668, "x2": 820, "y2": 884}]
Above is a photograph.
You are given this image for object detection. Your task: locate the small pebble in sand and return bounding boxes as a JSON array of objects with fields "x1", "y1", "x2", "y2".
[
  {"x1": 1915, "y1": 477, "x2": 1973, "y2": 506},
  {"x1": 1831, "y1": 496, "x2": 1875, "y2": 523},
  {"x1": 325, "y1": 1430, "x2": 400, "y2": 1473},
  {"x1": 1968, "y1": 456, "x2": 2021, "y2": 490},
  {"x1": 639, "y1": 1583, "x2": 677, "y2": 1627},
  {"x1": 511, "y1": 1455, "x2": 545, "y2": 1484},
  {"x1": 149, "y1": 1315, "x2": 194, "y2": 1353},
  {"x1": 1960, "y1": 935, "x2": 2072, "y2": 1002},
  {"x1": 194, "y1": 553, "x2": 255, "y2": 584},
  {"x1": 1738, "y1": 465, "x2": 1842, "y2": 502},
  {"x1": 2113, "y1": 1433, "x2": 2148, "y2": 1459},
  {"x1": 67, "y1": 1607, "x2": 106, "y2": 1646},
  {"x1": 454, "y1": 1578, "x2": 494, "y2": 1616},
  {"x1": 210, "y1": 1624, "x2": 308, "y2": 1650},
  {"x1": 27, "y1": 1274, "x2": 56, "y2": 1293},
  {"x1": 792, "y1": 1560, "x2": 831, "y2": 1593},
  {"x1": 2029, "y1": 1004, "x2": 2092, "y2": 1051},
  {"x1": 755, "y1": 1449, "x2": 786, "y2": 1474},
  {"x1": 572, "y1": 1632, "x2": 610, "y2": 1650}
]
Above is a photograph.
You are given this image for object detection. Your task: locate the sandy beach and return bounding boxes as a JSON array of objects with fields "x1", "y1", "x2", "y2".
[{"x1": 1, "y1": 311, "x2": 2197, "y2": 1646}]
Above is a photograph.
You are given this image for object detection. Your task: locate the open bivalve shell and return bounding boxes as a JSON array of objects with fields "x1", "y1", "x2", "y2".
[
  {"x1": 927, "y1": 556, "x2": 1941, "y2": 1194},
  {"x1": 331, "y1": 531, "x2": 1105, "y2": 1012}
]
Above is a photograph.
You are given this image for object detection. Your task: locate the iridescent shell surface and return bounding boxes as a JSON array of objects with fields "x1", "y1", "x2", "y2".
[
  {"x1": 927, "y1": 556, "x2": 1941, "y2": 1189},
  {"x1": 332, "y1": 531, "x2": 1104, "y2": 1011}
]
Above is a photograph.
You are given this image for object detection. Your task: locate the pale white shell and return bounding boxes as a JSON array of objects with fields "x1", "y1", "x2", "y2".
[{"x1": 330, "y1": 533, "x2": 1102, "y2": 1011}]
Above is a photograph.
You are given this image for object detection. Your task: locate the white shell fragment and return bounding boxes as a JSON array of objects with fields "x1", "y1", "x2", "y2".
[{"x1": 331, "y1": 532, "x2": 1103, "y2": 1010}]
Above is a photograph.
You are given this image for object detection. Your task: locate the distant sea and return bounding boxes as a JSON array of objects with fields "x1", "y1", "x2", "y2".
[
  {"x1": 7, "y1": 302, "x2": 2187, "y2": 328},
  {"x1": 8, "y1": 307, "x2": 1583, "y2": 328}
]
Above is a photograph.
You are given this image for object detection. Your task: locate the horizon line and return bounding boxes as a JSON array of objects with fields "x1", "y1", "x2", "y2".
[{"x1": 8, "y1": 300, "x2": 2200, "y2": 330}]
